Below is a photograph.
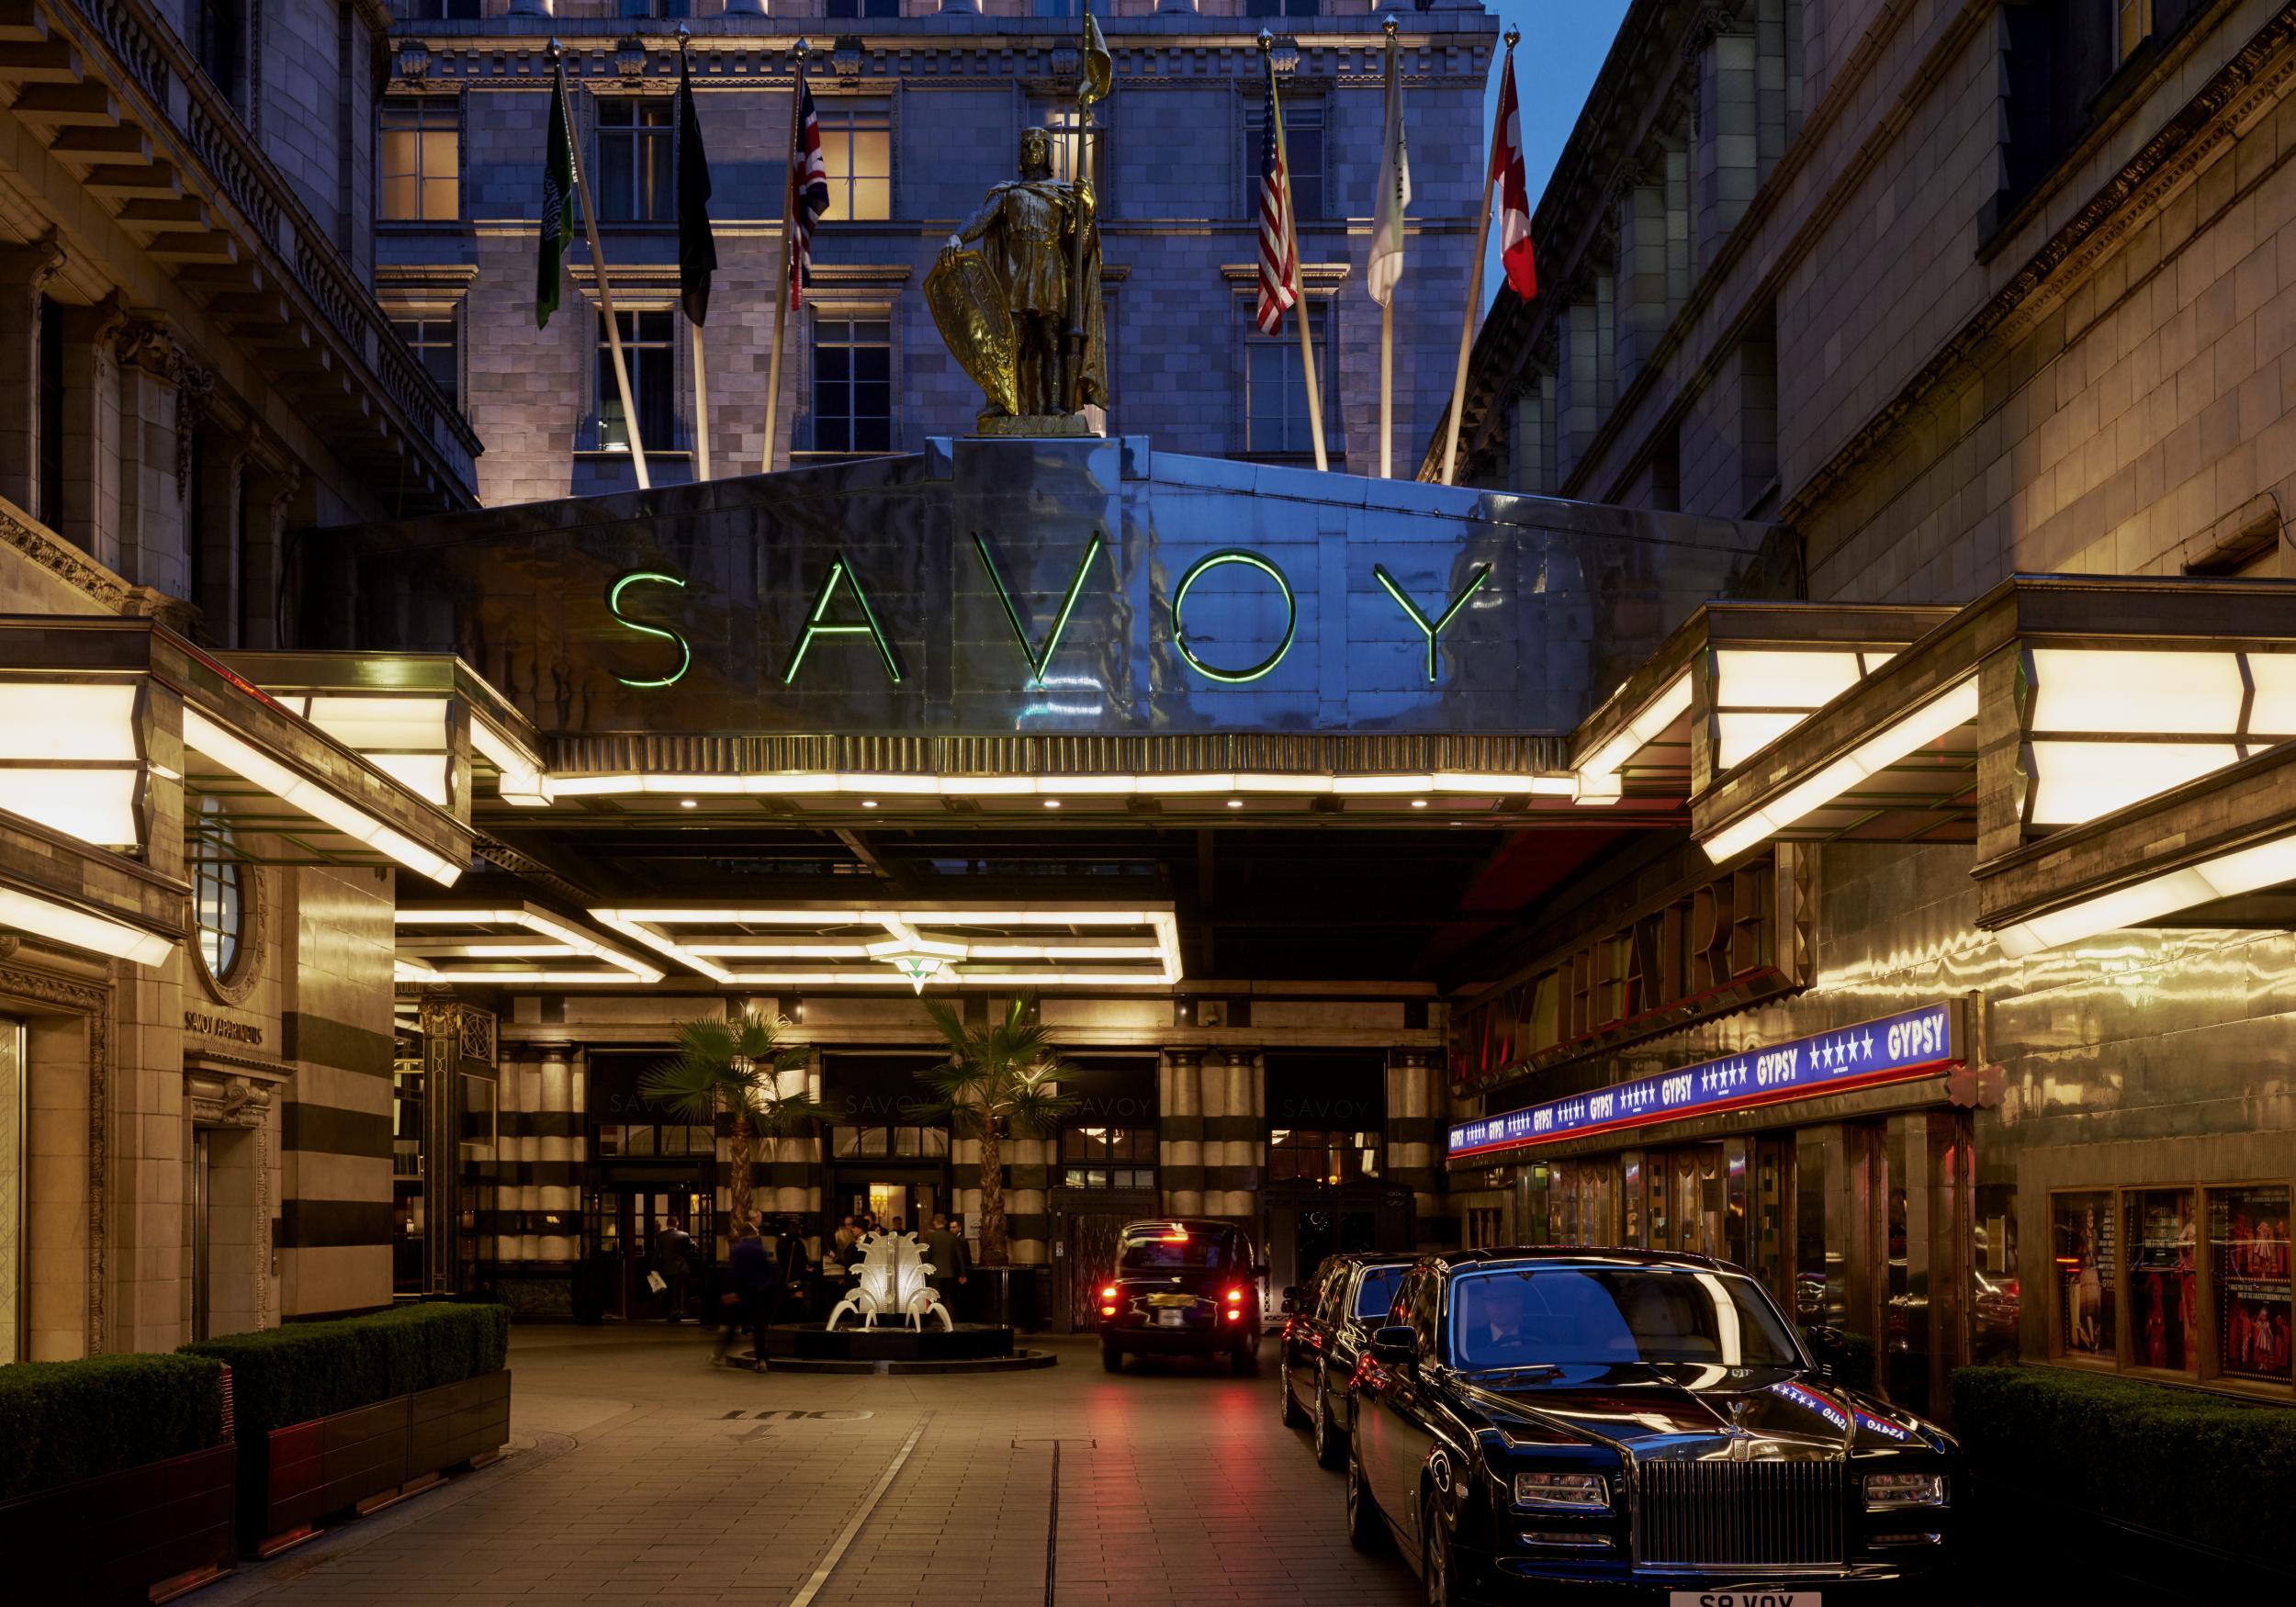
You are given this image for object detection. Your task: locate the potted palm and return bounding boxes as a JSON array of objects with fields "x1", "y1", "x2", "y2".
[
  {"x1": 641, "y1": 1012, "x2": 822, "y2": 1234},
  {"x1": 918, "y1": 995, "x2": 1076, "y2": 1284}
]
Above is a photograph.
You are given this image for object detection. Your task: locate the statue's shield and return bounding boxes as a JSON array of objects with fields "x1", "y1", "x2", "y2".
[{"x1": 927, "y1": 248, "x2": 1021, "y2": 420}]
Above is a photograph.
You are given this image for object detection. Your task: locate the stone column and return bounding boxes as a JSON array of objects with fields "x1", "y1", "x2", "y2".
[
  {"x1": 192, "y1": 429, "x2": 247, "y2": 646},
  {"x1": 237, "y1": 463, "x2": 299, "y2": 650},
  {"x1": 1205, "y1": 1049, "x2": 1261, "y2": 1220},
  {"x1": 1615, "y1": 160, "x2": 1669, "y2": 393},
  {"x1": 1385, "y1": 1051, "x2": 1443, "y2": 1236},
  {"x1": 538, "y1": 1044, "x2": 578, "y2": 1264},
  {"x1": 0, "y1": 236, "x2": 63, "y2": 518},
  {"x1": 1754, "y1": 0, "x2": 1803, "y2": 173},
  {"x1": 1662, "y1": 134, "x2": 1693, "y2": 309},
  {"x1": 1159, "y1": 1049, "x2": 1203, "y2": 1217},
  {"x1": 1689, "y1": 11, "x2": 1758, "y2": 270},
  {"x1": 1556, "y1": 297, "x2": 1601, "y2": 486},
  {"x1": 58, "y1": 298, "x2": 123, "y2": 569},
  {"x1": 112, "y1": 318, "x2": 202, "y2": 601}
]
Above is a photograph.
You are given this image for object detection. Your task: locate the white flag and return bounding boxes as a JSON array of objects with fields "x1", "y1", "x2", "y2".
[{"x1": 1367, "y1": 41, "x2": 1411, "y2": 308}]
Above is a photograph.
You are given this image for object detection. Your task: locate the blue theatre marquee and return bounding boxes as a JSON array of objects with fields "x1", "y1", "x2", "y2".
[{"x1": 1448, "y1": 1003, "x2": 1961, "y2": 1161}]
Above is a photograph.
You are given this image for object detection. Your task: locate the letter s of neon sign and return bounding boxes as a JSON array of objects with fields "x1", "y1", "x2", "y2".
[{"x1": 608, "y1": 570, "x2": 692, "y2": 689}]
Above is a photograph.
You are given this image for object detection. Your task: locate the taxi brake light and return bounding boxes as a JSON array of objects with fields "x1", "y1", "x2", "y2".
[
  {"x1": 1225, "y1": 1309, "x2": 1244, "y2": 1322},
  {"x1": 1100, "y1": 1285, "x2": 1117, "y2": 1300},
  {"x1": 1225, "y1": 1287, "x2": 1244, "y2": 1303},
  {"x1": 1099, "y1": 1304, "x2": 1117, "y2": 1317},
  {"x1": 1161, "y1": 1231, "x2": 1189, "y2": 1242}
]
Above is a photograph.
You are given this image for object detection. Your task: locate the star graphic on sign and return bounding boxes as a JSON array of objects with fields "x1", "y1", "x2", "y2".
[{"x1": 1863, "y1": 1031, "x2": 1875, "y2": 1059}]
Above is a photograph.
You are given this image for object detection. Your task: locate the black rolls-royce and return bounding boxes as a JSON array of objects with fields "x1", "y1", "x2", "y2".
[
  {"x1": 1345, "y1": 1249, "x2": 1959, "y2": 1603},
  {"x1": 1279, "y1": 1252, "x2": 1415, "y2": 1466}
]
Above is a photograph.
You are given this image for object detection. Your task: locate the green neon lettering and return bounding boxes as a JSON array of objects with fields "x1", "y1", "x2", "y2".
[
  {"x1": 607, "y1": 570, "x2": 692, "y2": 689},
  {"x1": 1169, "y1": 549, "x2": 1297, "y2": 684},
  {"x1": 782, "y1": 553, "x2": 904, "y2": 686},
  {"x1": 1373, "y1": 562, "x2": 1491, "y2": 682},
  {"x1": 973, "y1": 531, "x2": 1105, "y2": 687}
]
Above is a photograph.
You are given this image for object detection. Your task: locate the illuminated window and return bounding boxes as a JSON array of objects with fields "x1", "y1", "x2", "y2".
[
  {"x1": 1267, "y1": 1129, "x2": 1380, "y2": 1186},
  {"x1": 392, "y1": 314, "x2": 458, "y2": 409},
  {"x1": 1033, "y1": 100, "x2": 1106, "y2": 192},
  {"x1": 380, "y1": 98, "x2": 459, "y2": 222},
  {"x1": 1243, "y1": 97, "x2": 1322, "y2": 219},
  {"x1": 1243, "y1": 299, "x2": 1334, "y2": 459},
  {"x1": 2052, "y1": 1189, "x2": 2119, "y2": 1363},
  {"x1": 2118, "y1": 0, "x2": 2153, "y2": 61},
  {"x1": 1060, "y1": 1127, "x2": 1155, "y2": 1191},
  {"x1": 597, "y1": 98, "x2": 673, "y2": 223},
  {"x1": 810, "y1": 316, "x2": 893, "y2": 455},
  {"x1": 818, "y1": 98, "x2": 892, "y2": 222},
  {"x1": 191, "y1": 803, "x2": 245, "y2": 985},
  {"x1": 596, "y1": 309, "x2": 676, "y2": 452},
  {"x1": 2211, "y1": 1186, "x2": 2293, "y2": 1385}
]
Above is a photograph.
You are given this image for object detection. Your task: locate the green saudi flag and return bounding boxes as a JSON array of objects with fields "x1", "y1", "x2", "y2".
[{"x1": 535, "y1": 72, "x2": 576, "y2": 329}]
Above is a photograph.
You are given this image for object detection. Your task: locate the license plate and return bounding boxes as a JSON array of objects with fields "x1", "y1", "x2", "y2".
[
  {"x1": 1668, "y1": 1593, "x2": 1821, "y2": 1607},
  {"x1": 1156, "y1": 1309, "x2": 1187, "y2": 1328},
  {"x1": 1146, "y1": 1293, "x2": 1193, "y2": 1308}
]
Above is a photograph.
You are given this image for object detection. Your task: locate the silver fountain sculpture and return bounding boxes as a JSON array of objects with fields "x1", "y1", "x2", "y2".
[{"x1": 826, "y1": 1231, "x2": 954, "y2": 1332}]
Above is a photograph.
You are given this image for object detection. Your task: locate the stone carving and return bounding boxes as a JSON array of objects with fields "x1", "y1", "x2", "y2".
[
  {"x1": 826, "y1": 1231, "x2": 954, "y2": 1332},
  {"x1": 932, "y1": 127, "x2": 1105, "y2": 429},
  {"x1": 0, "y1": 500, "x2": 130, "y2": 612}
]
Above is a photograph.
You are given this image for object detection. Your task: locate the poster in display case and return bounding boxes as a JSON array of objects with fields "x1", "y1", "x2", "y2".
[
  {"x1": 2210, "y1": 1186, "x2": 2293, "y2": 1382},
  {"x1": 2054, "y1": 1190, "x2": 2117, "y2": 1359},
  {"x1": 2125, "y1": 1188, "x2": 2197, "y2": 1372}
]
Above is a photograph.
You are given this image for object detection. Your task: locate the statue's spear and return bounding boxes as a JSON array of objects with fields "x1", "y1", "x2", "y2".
[{"x1": 1065, "y1": 13, "x2": 1113, "y2": 413}]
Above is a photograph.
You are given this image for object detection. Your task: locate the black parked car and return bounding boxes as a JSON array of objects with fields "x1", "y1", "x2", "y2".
[
  {"x1": 1279, "y1": 1252, "x2": 1415, "y2": 1467},
  {"x1": 1097, "y1": 1219, "x2": 1265, "y2": 1374},
  {"x1": 1345, "y1": 1248, "x2": 1959, "y2": 1604}
]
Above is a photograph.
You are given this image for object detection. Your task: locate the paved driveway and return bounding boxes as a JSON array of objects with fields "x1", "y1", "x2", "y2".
[{"x1": 205, "y1": 1324, "x2": 1420, "y2": 1607}]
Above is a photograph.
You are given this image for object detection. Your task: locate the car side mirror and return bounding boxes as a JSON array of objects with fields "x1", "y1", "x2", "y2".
[
  {"x1": 1280, "y1": 1284, "x2": 1306, "y2": 1314},
  {"x1": 1368, "y1": 1324, "x2": 1420, "y2": 1365}
]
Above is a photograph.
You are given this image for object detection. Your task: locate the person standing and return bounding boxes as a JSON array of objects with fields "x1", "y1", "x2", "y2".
[
  {"x1": 920, "y1": 1211, "x2": 969, "y2": 1321},
  {"x1": 769, "y1": 1215, "x2": 811, "y2": 1333},
  {"x1": 653, "y1": 1215, "x2": 697, "y2": 1324},
  {"x1": 718, "y1": 1220, "x2": 771, "y2": 1370}
]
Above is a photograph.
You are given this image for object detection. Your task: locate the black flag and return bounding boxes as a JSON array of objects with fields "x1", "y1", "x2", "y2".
[{"x1": 676, "y1": 51, "x2": 716, "y2": 325}]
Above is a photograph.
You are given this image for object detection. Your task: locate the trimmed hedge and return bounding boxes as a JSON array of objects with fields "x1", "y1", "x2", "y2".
[
  {"x1": 182, "y1": 1302, "x2": 509, "y2": 1439},
  {"x1": 1951, "y1": 1364, "x2": 2296, "y2": 1564},
  {"x1": 0, "y1": 1353, "x2": 228, "y2": 1501},
  {"x1": 1800, "y1": 1326, "x2": 1878, "y2": 1392}
]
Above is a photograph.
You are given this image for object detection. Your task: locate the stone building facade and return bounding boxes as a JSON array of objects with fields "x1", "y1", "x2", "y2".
[
  {"x1": 377, "y1": 2, "x2": 1496, "y2": 505},
  {"x1": 1438, "y1": 0, "x2": 2296, "y2": 1413}
]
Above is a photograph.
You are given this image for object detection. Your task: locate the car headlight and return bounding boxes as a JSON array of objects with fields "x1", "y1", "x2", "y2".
[
  {"x1": 1863, "y1": 1471, "x2": 1949, "y2": 1511},
  {"x1": 1513, "y1": 1471, "x2": 1610, "y2": 1511}
]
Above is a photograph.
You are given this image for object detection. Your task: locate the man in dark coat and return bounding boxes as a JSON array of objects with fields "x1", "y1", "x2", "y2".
[
  {"x1": 653, "y1": 1216, "x2": 696, "y2": 1323},
  {"x1": 718, "y1": 1220, "x2": 771, "y2": 1370},
  {"x1": 920, "y1": 1211, "x2": 970, "y2": 1322}
]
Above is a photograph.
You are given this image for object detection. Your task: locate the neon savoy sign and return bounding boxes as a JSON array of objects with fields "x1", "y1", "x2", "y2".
[{"x1": 605, "y1": 537, "x2": 1491, "y2": 691}]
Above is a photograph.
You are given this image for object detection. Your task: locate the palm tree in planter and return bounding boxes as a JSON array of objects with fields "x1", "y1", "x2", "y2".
[
  {"x1": 641, "y1": 1013, "x2": 823, "y2": 1233},
  {"x1": 918, "y1": 995, "x2": 1076, "y2": 1266}
]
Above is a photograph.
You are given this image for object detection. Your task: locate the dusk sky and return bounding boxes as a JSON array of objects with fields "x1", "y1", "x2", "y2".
[{"x1": 1476, "y1": 0, "x2": 1634, "y2": 304}]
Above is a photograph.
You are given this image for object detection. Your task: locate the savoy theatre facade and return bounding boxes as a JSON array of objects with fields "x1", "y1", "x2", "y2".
[{"x1": 12, "y1": 432, "x2": 2296, "y2": 1404}]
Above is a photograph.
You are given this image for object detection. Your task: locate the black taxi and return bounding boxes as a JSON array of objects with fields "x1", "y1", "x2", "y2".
[
  {"x1": 1278, "y1": 1252, "x2": 1415, "y2": 1466},
  {"x1": 1097, "y1": 1219, "x2": 1265, "y2": 1374}
]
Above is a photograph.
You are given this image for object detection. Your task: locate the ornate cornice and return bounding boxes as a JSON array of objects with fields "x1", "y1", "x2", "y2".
[{"x1": 0, "y1": 497, "x2": 131, "y2": 611}]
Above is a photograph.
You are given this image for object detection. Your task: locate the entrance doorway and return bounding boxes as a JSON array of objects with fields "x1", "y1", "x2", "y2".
[
  {"x1": 583, "y1": 1175, "x2": 715, "y2": 1321},
  {"x1": 190, "y1": 1130, "x2": 211, "y2": 1342},
  {"x1": 830, "y1": 1167, "x2": 944, "y2": 1235},
  {"x1": 1263, "y1": 1182, "x2": 1413, "y2": 1297},
  {"x1": 1050, "y1": 1186, "x2": 1159, "y2": 1331}
]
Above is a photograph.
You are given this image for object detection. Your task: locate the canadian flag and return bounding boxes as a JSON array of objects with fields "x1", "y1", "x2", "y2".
[{"x1": 1489, "y1": 57, "x2": 1536, "y2": 300}]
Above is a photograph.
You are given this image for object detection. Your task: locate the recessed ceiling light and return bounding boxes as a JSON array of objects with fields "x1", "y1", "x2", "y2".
[
  {"x1": 679, "y1": 799, "x2": 697, "y2": 809},
  {"x1": 1043, "y1": 799, "x2": 1062, "y2": 809},
  {"x1": 861, "y1": 799, "x2": 878, "y2": 809},
  {"x1": 1411, "y1": 799, "x2": 1428, "y2": 809},
  {"x1": 1226, "y1": 798, "x2": 1244, "y2": 809}
]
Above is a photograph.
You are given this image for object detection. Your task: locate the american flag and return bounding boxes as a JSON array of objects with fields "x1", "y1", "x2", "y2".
[
  {"x1": 1255, "y1": 67, "x2": 1296, "y2": 336},
  {"x1": 787, "y1": 68, "x2": 831, "y2": 310}
]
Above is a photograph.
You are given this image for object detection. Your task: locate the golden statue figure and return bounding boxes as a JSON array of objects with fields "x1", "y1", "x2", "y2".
[{"x1": 929, "y1": 126, "x2": 1106, "y2": 431}]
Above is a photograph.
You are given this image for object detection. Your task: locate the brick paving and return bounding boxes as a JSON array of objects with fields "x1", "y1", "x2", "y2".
[{"x1": 204, "y1": 1325, "x2": 1417, "y2": 1607}]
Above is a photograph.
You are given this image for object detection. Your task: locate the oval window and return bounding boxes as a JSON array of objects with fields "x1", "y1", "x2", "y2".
[{"x1": 193, "y1": 803, "x2": 245, "y2": 986}]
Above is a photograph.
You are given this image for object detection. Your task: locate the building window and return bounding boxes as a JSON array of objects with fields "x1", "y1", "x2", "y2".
[
  {"x1": 1060, "y1": 1127, "x2": 1155, "y2": 1191},
  {"x1": 2118, "y1": 0, "x2": 2153, "y2": 60},
  {"x1": 36, "y1": 297, "x2": 62, "y2": 531},
  {"x1": 810, "y1": 316, "x2": 892, "y2": 455},
  {"x1": 191, "y1": 804, "x2": 247, "y2": 987},
  {"x1": 1242, "y1": 299, "x2": 1334, "y2": 459},
  {"x1": 195, "y1": 0, "x2": 243, "y2": 106},
  {"x1": 379, "y1": 98, "x2": 459, "y2": 222},
  {"x1": 1033, "y1": 100, "x2": 1105, "y2": 192},
  {"x1": 829, "y1": 1125, "x2": 951, "y2": 1159},
  {"x1": 392, "y1": 314, "x2": 458, "y2": 409},
  {"x1": 826, "y1": 0, "x2": 900, "y2": 17},
  {"x1": 1267, "y1": 1129, "x2": 1380, "y2": 1186},
  {"x1": 1244, "y1": 96, "x2": 1322, "y2": 220},
  {"x1": 818, "y1": 98, "x2": 892, "y2": 222},
  {"x1": 1031, "y1": 0, "x2": 1112, "y2": 16},
  {"x1": 396, "y1": 0, "x2": 482, "y2": 17},
  {"x1": 597, "y1": 97, "x2": 673, "y2": 223},
  {"x1": 617, "y1": 0, "x2": 690, "y2": 16},
  {"x1": 1245, "y1": 0, "x2": 1321, "y2": 14},
  {"x1": 2212, "y1": 1186, "x2": 2292, "y2": 1384},
  {"x1": 597, "y1": 309, "x2": 676, "y2": 452}
]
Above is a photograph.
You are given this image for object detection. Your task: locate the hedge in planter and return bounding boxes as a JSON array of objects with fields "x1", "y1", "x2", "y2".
[
  {"x1": 182, "y1": 1302, "x2": 509, "y2": 1438},
  {"x1": 1950, "y1": 1364, "x2": 2296, "y2": 1565},
  {"x1": 0, "y1": 1353, "x2": 227, "y2": 1501}
]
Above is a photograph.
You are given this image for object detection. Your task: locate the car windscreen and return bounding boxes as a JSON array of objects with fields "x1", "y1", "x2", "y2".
[
  {"x1": 1448, "y1": 1267, "x2": 1802, "y2": 1369},
  {"x1": 1120, "y1": 1231, "x2": 1236, "y2": 1271},
  {"x1": 1354, "y1": 1265, "x2": 1405, "y2": 1320}
]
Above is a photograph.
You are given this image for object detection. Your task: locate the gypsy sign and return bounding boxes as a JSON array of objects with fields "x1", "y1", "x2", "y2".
[
  {"x1": 1447, "y1": 1003, "x2": 1960, "y2": 1160},
  {"x1": 605, "y1": 541, "x2": 1490, "y2": 691}
]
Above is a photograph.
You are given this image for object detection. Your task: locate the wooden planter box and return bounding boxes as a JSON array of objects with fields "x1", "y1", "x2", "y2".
[
  {"x1": 242, "y1": 1369, "x2": 512, "y2": 1556},
  {"x1": 0, "y1": 1442, "x2": 235, "y2": 1605}
]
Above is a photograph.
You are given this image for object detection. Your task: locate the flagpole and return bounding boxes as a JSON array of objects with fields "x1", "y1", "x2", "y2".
[
  {"x1": 762, "y1": 38, "x2": 808, "y2": 476},
  {"x1": 1439, "y1": 26, "x2": 1514, "y2": 488},
  {"x1": 1261, "y1": 31, "x2": 1327, "y2": 474},
  {"x1": 1064, "y1": 22, "x2": 1090, "y2": 414},
  {"x1": 1379, "y1": 15, "x2": 1398, "y2": 479},
  {"x1": 679, "y1": 30, "x2": 712, "y2": 481},
  {"x1": 553, "y1": 41, "x2": 649, "y2": 492}
]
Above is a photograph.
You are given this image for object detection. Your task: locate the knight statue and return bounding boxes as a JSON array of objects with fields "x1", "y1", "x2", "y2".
[{"x1": 927, "y1": 126, "x2": 1107, "y2": 430}]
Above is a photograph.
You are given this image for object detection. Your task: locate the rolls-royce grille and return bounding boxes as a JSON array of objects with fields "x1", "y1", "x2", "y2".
[{"x1": 1630, "y1": 1457, "x2": 1846, "y2": 1569}]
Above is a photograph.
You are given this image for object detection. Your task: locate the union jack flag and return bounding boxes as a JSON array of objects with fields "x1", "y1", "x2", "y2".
[
  {"x1": 1255, "y1": 65, "x2": 1296, "y2": 336},
  {"x1": 787, "y1": 68, "x2": 830, "y2": 309}
]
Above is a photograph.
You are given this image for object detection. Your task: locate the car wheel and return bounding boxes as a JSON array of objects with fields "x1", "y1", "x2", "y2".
[
  {"x1": 1100, "y1": 1342, "x2": 1122, "y2": 1374},
  {"x1": 1421, "y1": 1491, "x2": 1458, "y2": 1607},
  {"x1": 1281, "y1": 1364, "x2": 1310, "y2": 1427},
  {"x1": 1313, "y1": 1375, "x2": 1344, "y2": 1468},
  {"x1": 1345, "y1": 1431, "x2": 1386, "y2": 1553}
]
